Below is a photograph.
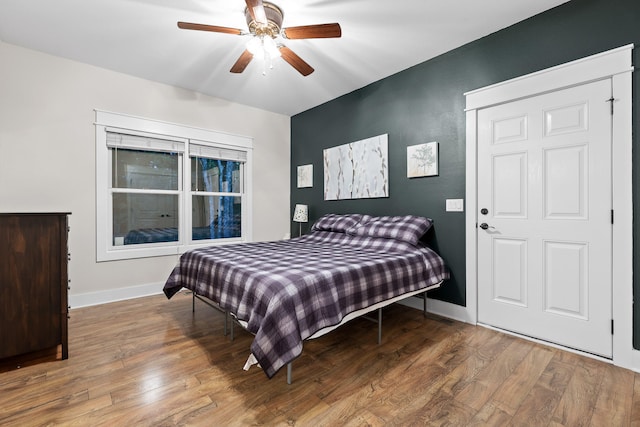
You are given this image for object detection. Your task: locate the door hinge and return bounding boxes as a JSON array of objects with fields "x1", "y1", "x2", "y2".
[
  {"x1": 607, "y1": 97, "x2": 615, "y2": 115},
  {"x1": 611, "y1": 319, "x2": 614, "y2": 335},
  {"x1": 611, "y1": 209, "x2": 614, "y2": 224}
]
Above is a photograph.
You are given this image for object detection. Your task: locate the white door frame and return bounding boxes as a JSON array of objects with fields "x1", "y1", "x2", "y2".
[{"x1": 464, "y1": 45, "x2": 635, "y2": 370}]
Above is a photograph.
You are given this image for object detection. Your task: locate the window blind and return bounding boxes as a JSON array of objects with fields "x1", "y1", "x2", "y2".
[
  {"x1": 189, "y1": 142, "x2": 247, "y2": 162},
  {"x1": 106, "y1": 131, "x2": 185, "y2": 154}
]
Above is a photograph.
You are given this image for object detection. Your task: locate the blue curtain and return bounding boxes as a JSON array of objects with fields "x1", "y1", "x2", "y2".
[
  {"x1": 217, "y1": 160, "x2": 235, "y2": 238},
  {"x1": 197, "y1": 158, "x2": 238, "y2": 239}
]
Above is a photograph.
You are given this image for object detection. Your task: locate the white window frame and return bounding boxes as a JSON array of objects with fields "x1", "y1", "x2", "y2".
[{"x1": 95, "y1": 110, "x2": 253, "y2": 262}]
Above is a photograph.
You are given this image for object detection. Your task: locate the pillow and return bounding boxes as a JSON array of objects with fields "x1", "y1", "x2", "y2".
[
  {"x1": 346, "y1": 215, "x2": 433, "y2": 245},
  {"x1": 311, "y1": 213, "x2": 372, "y2": 233}
]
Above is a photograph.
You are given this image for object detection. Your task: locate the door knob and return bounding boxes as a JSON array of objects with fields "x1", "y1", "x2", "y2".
[{"x1": 479, "y1": 223, "x2": 495, "y2": 230}]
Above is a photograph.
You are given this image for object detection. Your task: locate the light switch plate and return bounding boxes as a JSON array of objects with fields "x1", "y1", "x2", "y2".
[{"x1": 446, "y1": 199, "x2": 464, "y2": 212}]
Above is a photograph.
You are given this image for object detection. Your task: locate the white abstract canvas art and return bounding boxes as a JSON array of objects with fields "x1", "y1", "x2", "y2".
[{"x1": 323, "y1": 134, "x2": 389, "y2": 200}]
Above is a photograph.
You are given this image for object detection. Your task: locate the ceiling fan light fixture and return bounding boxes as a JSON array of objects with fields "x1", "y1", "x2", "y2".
[
  {"x1": 246, "y1": 36, "x2": 262, "y2": 55},
  {"x1": 246, "y1": 35, "x2": 281, "y2": 60},
  {"x1": 263, "y1": 36, "x2": 281, "y2": 58}
]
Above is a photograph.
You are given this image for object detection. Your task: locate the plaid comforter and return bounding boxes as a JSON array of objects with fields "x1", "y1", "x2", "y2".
[
  {"x1": 124, "y1": 226, "x2": 224, "y2": 244},
  {"x1": 163, "y1": 231, "x2": 449, "y2": 378}
]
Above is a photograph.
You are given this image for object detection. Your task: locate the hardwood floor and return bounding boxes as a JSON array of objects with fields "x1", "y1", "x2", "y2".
[{"x1": 2, "y1": 291, "x2": 640, "y2": 426}]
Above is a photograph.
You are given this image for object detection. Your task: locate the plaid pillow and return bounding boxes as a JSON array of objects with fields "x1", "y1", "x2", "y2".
[
  {"x1": 311, "y1": 213, "x2": 372, "y2": 233},
  {"x1": 301, "y1": 230, "x2": 429, "y2": 254},
  {"x1": 346, "y1": 215, "x2": 433, "y2": 245}
]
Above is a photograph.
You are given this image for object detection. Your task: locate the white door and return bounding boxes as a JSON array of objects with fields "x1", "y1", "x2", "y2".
[
  {"x1": 126, "y1": 165, "x2": 178, "y2": 229},
  {"x1": 477, "y1": 79, "x2": 612, "y2": 357}
]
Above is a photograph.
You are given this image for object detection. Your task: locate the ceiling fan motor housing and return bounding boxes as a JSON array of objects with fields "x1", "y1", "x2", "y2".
[{"x1": 246, "y1": 2, "x2": 283, "y2": 38}]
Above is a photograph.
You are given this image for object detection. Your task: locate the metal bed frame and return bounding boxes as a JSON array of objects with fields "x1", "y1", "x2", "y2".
[{"x1": 190, "y1": 282, "x2": 440, "y2": 384}]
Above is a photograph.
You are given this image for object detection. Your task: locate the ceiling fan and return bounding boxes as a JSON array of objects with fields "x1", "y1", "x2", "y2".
[{"x1": 177, "y1": 0, "x2": 342, "y2": 76}]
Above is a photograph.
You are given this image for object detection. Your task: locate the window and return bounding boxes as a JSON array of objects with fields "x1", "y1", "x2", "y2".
[
  {"x1": 95, "y1": 111, "x2": 253, "y2": 261},
  {"x1": 189, "y1": 143, "x2": 246, "y2": 242}
]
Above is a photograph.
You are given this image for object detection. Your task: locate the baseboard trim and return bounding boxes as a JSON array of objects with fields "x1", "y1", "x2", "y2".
[
  {"x1": 69, "y1": 282, "x2": 164, "y2": 309},
  {"x1": 631, "y1": 349, "x2": 640, "y2": 373}
]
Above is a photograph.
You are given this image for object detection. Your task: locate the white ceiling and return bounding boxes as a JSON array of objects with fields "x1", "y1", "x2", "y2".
[{"x1": 0, "y1": 0, "x2": 570, "y2": 116}]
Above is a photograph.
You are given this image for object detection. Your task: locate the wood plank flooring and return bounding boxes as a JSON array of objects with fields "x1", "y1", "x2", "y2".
[{"x1": 2, "y1": 291, "x2": 640, "y2": 426}]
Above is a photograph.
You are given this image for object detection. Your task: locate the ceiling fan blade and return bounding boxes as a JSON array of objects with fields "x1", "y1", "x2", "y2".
[
  {"x1": 282, "y1": 23, "x2": 342, "y2": 39},
  {"x1": 230, "y1": 50, "x2": 254, "y2": 73},
  {"x1": 279, "y1": 46, "x2": 314, "y2": 76},
  {"x1": 245, "y1": 0, "x2": 268, "y2": 25},
  {"x1": 178, "y1": 21, "x2": 244, "y2": 35}
]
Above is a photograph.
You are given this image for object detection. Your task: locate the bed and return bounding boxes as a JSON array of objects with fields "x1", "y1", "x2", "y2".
[
  {"x1": 163, "y1": 213, "x2": 449, "y2": 381},
  {"x1": 124, "y1": 216, "x2": 241, "y2": 244}
]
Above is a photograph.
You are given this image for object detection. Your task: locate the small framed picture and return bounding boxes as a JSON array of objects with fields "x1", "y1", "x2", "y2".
[
  {"x1": 407, "y1": 142, "x2": 438, "y2": 178},
  {"x1": 297, "y1": 164, "x2": 313, "y2": 188}
]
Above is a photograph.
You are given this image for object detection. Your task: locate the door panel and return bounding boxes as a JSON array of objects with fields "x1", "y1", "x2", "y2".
[
  {"x1": 493, "y1": 238, "x2": 528, "y2": 307},
  {"x1": 493, "y1": 153, "x2": 527, "y2": 218},
  {"x1": 544, "y1": 144, "x2": 587, "y2": 219},
  {"x1": 493, "y1": 114, "x2": 528, "y2": 144},
  {"x1": 543, "y1": 241, "x2": 588, "y2": 319},
  {"x1": 477, "y1": 79, "x2": 612, "y2": 357},
  {"x1": 543, "y1": 102, "x2": 588, "y2": 136}
]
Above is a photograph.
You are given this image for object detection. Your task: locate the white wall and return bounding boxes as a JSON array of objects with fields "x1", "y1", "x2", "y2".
[{"x1": 0, "y1": 41, "x2": 291, "y2": 307}]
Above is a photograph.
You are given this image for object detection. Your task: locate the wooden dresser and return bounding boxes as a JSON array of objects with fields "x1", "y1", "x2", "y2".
[{"x1": 0, "y1": 213, "x2": 70, "y2": 361}]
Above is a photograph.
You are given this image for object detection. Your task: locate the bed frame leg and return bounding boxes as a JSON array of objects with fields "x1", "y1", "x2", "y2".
[
  {"x1": 223, "y1": 311, "x2": 229, "y2": 336},
  {"x1": 287, "y1": 362, "x2": 292, "y2": 384},
  {"x1": 192, "y1": 292, "x2": 195, "y2": 313},
  {"x1": 423, "y1": 291, "x2": 428, "y2": 317},
  {"x1": 230, "y1": 313, "x2": 235, "y2": 341},
  {"x1": 377, "y1": 308, "x2": 382, "y2": 345}
]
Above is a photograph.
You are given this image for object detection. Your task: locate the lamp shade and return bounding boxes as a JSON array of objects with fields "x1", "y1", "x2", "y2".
[{"x1": 292, "y1": 204, "x2": 308, "y2": 223}]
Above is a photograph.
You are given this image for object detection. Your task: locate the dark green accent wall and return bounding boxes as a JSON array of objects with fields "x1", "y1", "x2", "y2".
[{"x1": 291, "y1": 0, "x2": 640, "y2": 345}]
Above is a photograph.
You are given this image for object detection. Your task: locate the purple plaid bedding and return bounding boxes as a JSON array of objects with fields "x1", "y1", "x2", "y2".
[
  {"x1": 163, "y1": 230, "x2": 449, "y2": 378},
  {"x1": 124, "y1": 227, "x2": 179, "y2": 244}
]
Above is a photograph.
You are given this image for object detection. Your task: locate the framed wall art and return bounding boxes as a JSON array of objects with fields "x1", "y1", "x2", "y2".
[
  {"x1": 323, "y1": 134, "x2": 388, "y2": 200},
  {"x1": 297, "y1": 164, "x2": 313, "y2": 188},
  {"x1": 407, "y1": 141, "x2": 438, "y2": 178}
]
